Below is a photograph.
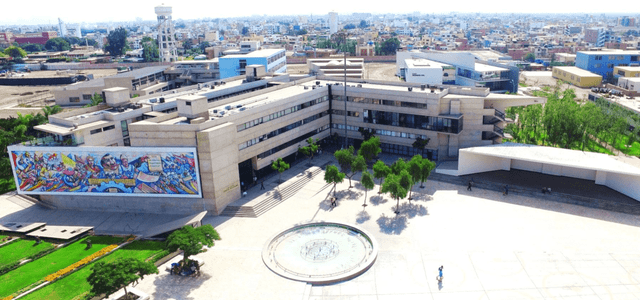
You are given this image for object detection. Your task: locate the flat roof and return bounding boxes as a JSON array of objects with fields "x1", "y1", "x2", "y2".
[
  {"x1": 224, "y1": 49, "x2": 284, "y2": 58},
  {"x1": 619, "y1": 77, "x2": 640, "y2": 82},
  {"x1": 579, "y1": 50, "x2": 640, "y2": 55},
  {"x1": 35, "y1": 120, "x2": 111, "y2": 135},
  {"x1": 110, "y1": 65, "x2": 169, "y2": 79},
  {"x1": 615, "y1": 66, "x2": 640, "y2": 72},
  {"x1": 174, "y1": 58, "x2": 219, "y2": 64},
  {"x1": 553, "y1": 66, "x2": 602, "y2": 77},
  {"x1": 405, "y1": 58, "x2": 452, "y2": 69},
  {"x1": 0, "y1": 222, "x2": 46, "y2": 233},
  {"x1": 26, "y1": 225, "x2": 93, "y2": 240},
  {"x1": 461, "y1": 143, "x2": 640, "y2": 177},
  {"x1": 474, "y1": 63, "x2": 508, "y2": 72}
]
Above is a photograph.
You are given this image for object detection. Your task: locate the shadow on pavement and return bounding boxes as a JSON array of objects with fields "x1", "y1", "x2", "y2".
[
  {"x1": 397, "y1": 202, "x2": 428, "y2": 218},
  {"x1": 150, "y1": 271, "x2": 212, "y2": 300},
  {"x1": 355, "y1": 209, "x2": 371, "y2": 224},
  {"x1": 335, "y1": 189, "x2": 363, "y2": 201},
  {"x1": 376, "y1": 213, "x2": 408, "y2": 235},
  {"x1": 369, "y1": 195, "x2": 387, "y2": 206}
]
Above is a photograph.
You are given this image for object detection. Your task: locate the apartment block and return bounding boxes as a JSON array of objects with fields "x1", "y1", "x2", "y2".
[{"x1": 552, "y1": 66, "x2": 602, "y2": 88}]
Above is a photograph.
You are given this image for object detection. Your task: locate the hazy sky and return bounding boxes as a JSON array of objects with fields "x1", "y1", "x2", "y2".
[{"x1": 3, "y1": 0, "x2": 639, "y2": 25}]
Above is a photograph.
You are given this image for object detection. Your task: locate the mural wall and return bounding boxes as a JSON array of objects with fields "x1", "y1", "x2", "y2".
[{"x1": 9, "y1": 146, "x2": 202, "y2": 198}]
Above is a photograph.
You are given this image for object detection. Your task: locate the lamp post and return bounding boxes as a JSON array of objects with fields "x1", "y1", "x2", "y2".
[{"x1": 344, "y1": 49, "x2": 348, "y2": 149}]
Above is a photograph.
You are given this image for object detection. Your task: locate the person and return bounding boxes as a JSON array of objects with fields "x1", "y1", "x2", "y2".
[
  {"x1": 241, "y1": 181, "x2": 244, "y2": 192},
  {"x1": 331, "y1": 197, "x2": 337, "y2": 207},
  {"x1": 547, "y1": 187, "x2": 551, "y2": 194},
  {"x1": 503, "y1": 185, "x2": 509, "y2": 195},
  {"x1": 542, "y1": 187, "x2": 546, "y2": 194},
  {"x1": 260, "y1": 180, "x2": 265, "y2": 190},
  {"x1": 467, "y1": 180, "x2": 472, "y2": 191},
  {"x1": 438, "y1": 266, "x2": 443, "y2": 282}
]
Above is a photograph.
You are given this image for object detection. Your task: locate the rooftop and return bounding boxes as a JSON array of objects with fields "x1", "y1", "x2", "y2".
[
  {"x1": 553, "y1": 66, "x2": 602, "y2": 77},
  {"x1": 578, "y1": 50, "x2": 640, "y2": 55},
  {"x1": 224, "y1": 48, "x2": 284, "y2": 58},
  {"x1": 405, "y1": 58, "x2": 452, "y2": 69},
  {"x1": 110, "y1": 65, "x2": 169, "y2": 79},
  {"x1": 474, "y1": 63, "x2": 508, "y2": 72}
]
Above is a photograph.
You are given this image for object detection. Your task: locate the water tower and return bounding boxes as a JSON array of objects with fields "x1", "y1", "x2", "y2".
[{"x1": 155, "y1": 4, "x2": 177, "y2": 62}]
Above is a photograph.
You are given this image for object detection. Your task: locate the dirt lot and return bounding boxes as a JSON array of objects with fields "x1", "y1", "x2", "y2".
[
  {"x1": 520, "y1": 71, "x2": 591, "y2": 101},
  {"x1": 287, "y1": 62, "x2": 400, "y2": 82}
]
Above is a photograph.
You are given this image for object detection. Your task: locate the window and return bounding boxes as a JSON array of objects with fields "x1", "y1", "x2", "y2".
[
  {"x1": 103, "y1": 125, "x2": 116, "y2": 131},
  {"x1": 123, "y1": 138, "x2": 130, "y2": 146},
  {"x1": 594, "y1": 64, "x2": 601, "y2": 68},
  {"x1": 121, "y1": 120, "x2": 129, "y2": 137},
  {"x1": 69, "y1": 97, "x2": 80, "y2": 103},
  {"x1": 595, "y1": 55, "x2": 602, "y2": 61},
  {"x1": 83, "y1": 94, "x2": 92, "y2": 100},
  {"x1": 607, "y1": 64, "x2": 614, "y2": 69},
  {"x1": 90, "y1": 128, "x2": 102, "y2": 135},
  {"x1": 186, "y1": 101, "x2": 191, "y2": 106},
  {"x1": 609, "y1": 55, "x2": 615, "y2": 60},
  {"x1": 239, "y1": 59, "x2": 247, "y2": 69}
]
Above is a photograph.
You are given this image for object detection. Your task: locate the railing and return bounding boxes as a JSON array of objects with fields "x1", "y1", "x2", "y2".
[
  {"x1": 494, "y1": 109, "x2": 506, "y2": 120},
  {"x1": 493, "y1": 124, "x2": 504, "y2": 136}
]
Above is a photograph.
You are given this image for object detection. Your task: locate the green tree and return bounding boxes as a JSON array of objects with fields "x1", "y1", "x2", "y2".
[
  {"x1": 166, "y1": 224, "x2": 220, "y2": 267},
  {"x1": 105, "y1": 27, "x2": 128, "y2": 56},
  {"x1": 358, "y1": 127, "x2": 375, "y2": 141},
  {"x1": 418, "y1": 159, "x2": 436, "y2": 188},
  {"x1": 142, "y1": 39, "x2": 159, "y2": 62},
  {"x1": 350, "y1": 155, "x2": 367, "y2": 188},
  {"x1": 87, "y1": 257, "x2": 158, "y2": 300},
  {"x1": 398, "y1": 169, "x2": 413, "y2": 202},
  {"x1": 381, "y1": 38, "x2": 401, "y2": 55},
  {"x1": 334, "y1": 146, "x2": 356, "y2": 187},
  {"x1": 381, "y1": 173, "x2": 408, "y2": 214},
  {"x1": 373, "y1": 160, "x2": 391, "y2": 194},
  {"x1": 20, "y1": 43, "x2": 44, "y2": 53},
  {"x1": 42, "y1": 105, "x2": 62, "y2": 118},
  {"x1": 324, "y1": 164, "x2": 345, "y2": 198},
  {"x1": 182, "y1": 40, "x2": 193, "y2": 51},
  {"x1": 524, "y1": 53, "x2": 536, "y2": 62},
  {"x1": 298, "y1": 137, "x2": 319, "y2": 166},
  {"x1": 3, "y1": 46, "x2": 27, "y2": 59},
  {"x1": 360, "y1": 170, "x2": 375, "y2": 207},
  {"x1": 45, "y1": 37, "x2": 71, "y2": 51},
  {"x1": 390, "y1": 157, "x2": 407, "y2": 175},
  {"x1": 199, "y1": 41, "x2": 211, "y2": 53},
  {"x1": 84, "y1": 93, "x2": 104, "y2": 108},
  {"x1": 358, "y1": 136, "x2": 381, "y2": 163},
  {"x1": 412, "y1": 136, "x2": 430, "y2": 155},
  {"x1": 271, "y1": 157, "x2": 290, "y2": 184},
  {"x1": 407, "y1": 155, "x2": 423, "y2": 200}
]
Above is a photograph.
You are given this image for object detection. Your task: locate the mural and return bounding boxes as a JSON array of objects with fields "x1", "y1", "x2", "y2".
[{"x1": 9, "y1": 146, "x2": 201, "y2": 198}]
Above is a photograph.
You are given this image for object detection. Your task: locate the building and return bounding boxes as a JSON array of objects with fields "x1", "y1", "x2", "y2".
[
  {"x1": 164, "y1": 59, "x2": 220, "y2": 85},
  {"x1": 307, "y1": 58, "x2": 364, "y2": 78},
  {"x1": 397, "y1": 51, "x2": 519, "y2": 93},
  {"x1": 619, "y1": 16, "x2": 636, "y2": 27},
  {"x1": 0, "y1": 32, "x2": 13, "y2": 47},
  {"x1": 12, "y1": 31, "x2": 57, "y2": 45},
  {"x1": 398, "y1": 58, "x2": 455, "y2": 85},
  {"x1": 551, "y1": 66, "x2": 602, "y2": 88},
  {"x1": 218, "y1": 49, "x2": 286, "y2": 78},
  {"x1": 53, "y1": 66, "x2": 170, "y2": 106},
  {"x1": 564, "y1": 26, "x2": 582, "y2": 35},
  {"x1": 204, "y1": 31, "x2": 219, "y2": 42},
  {"x1": 617, "y1": 77, "x2": 640, "y2": 92},
  {"x1": 58, "y1": 18, "x2": 66, "y2": 38},
  {"x1": 614, "y1": 66, "x2": 640, "y2": 78},
  {"x1": 584, "y1": 28, "x2": 613, "y2": 47},
  {"x1": 10, "y1": 73, "x2": 544, "y2": 216},
  {"x1": 554, "y1": 53, "x2": 576, "y2": 64},
  {"x1": 155, "y1": 4, "x2": 178, "y2": 62},
  {"x1": 576, "y1": 50, "x2": 640, "y2": 82},
  {"x1": 356, "y1": 44, "x2": 375, "y2": 56},
  {"x1": 329, "y1": 12, "x2": 338, "y2": 34}
]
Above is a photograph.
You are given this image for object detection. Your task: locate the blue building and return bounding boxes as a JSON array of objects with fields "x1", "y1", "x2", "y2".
[
  {"x1": 576, "y1": 50, "x2": 640, "y2": 82},
  {"x1": 219, "y1": 49, "x2": 286, "y2": 79}
]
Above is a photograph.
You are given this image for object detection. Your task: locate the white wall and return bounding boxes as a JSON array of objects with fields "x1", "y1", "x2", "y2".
[
  {"x1": 605, "y1": 172, "x2": 640, "y2": 202},
  {"x1": 511, "y1": 159, "x2": 542, "y2": 173},
  {"x1": 457, "y1": 152, "x2": 511, "y2": 175},
  {"x1": 406, "y1": 66, "x2": 443, "y2": 85}
]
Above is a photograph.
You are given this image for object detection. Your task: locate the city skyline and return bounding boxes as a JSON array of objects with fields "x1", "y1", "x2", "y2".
[{"x1": 2, "y1": 0, "x2": 640, "y2": 26}]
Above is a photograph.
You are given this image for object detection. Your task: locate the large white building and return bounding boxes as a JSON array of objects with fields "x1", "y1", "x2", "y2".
[
  {"x1": 155, "y1": 4, "x2": 178, "y2": 62},
  {"x1": 329, "y1": 12, "x2": 338, "y2": 35}
]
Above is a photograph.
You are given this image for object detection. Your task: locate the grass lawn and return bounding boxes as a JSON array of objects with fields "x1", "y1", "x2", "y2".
[
  {"x1": 0, "y1": 236, "x2": 122, "y2": 298},
  {"x1": 0, "y1": 239, "x2": 55, "y2": 269},
  {"x1": 20, "y1": 240, "x2": 167, "y2": 300},
  {"x1": 607, "y1": 135, "x2": 640, "y2": 157}
]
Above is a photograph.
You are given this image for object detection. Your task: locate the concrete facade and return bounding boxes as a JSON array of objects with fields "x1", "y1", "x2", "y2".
[{"x1": 552, "y1": 66, "x2": 603, "y2": 87}]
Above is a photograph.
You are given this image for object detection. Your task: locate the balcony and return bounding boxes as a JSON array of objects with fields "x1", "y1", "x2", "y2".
[{"x1": 482, "y1": 108, "x2": 507, "y2": 125}]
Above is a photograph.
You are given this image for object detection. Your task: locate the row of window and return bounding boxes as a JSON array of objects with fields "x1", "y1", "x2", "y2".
[
  {"x1": 331, "y1": 124, "x2": 428, "y2": 141},
  {"x1": 334, "y1": 96, "x2": 428, "y2": 109},
  {"x1": 237, "y1": 96, "x2": 328, "y2": 132},
  {"x1": 267, "y1": 51, "x2": 285, "y2": 64},
  {"x1": 363, "y1": 110, "x2": 463, "y2": 134},
  {"x1": 332, "y1": 110, "x2": 360, "y2": 117},
  {"x1": 268, "y1": 61, "x2": 286, "y2": 73},
  {"x1": 239, "y1": 111, "x2": 329, "y2": 150},
  {"x1": 89, "y1": 124, "x2": 116, "y2": 135},
  {"x1": 380, "y1": 143, "x2": 438, "y2": 161},
  {"x1": 208, "y1": 86, "x2": 266, "y2": 103},
  {"x1": 257, "y1": 125, "x2": 330, "y2": 160}
]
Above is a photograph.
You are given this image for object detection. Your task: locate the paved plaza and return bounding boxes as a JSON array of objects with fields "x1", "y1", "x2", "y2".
[{"x1": 3, "y1": 152, "x2": 640, "y2": 299}]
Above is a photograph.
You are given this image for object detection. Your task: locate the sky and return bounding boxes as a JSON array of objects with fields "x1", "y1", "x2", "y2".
[{"x1": 2, "y1": 0, "x2": 640, "y2": 26}]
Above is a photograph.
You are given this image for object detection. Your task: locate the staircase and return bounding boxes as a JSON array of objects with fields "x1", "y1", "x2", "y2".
[{"x1": 221, "y1": 168, "x2": 324, "y2": 218}]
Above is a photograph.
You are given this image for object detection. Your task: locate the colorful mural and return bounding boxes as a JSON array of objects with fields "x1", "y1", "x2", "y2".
[{"x1": 9, "y1": 146, "x2": 201, "y2": 197}]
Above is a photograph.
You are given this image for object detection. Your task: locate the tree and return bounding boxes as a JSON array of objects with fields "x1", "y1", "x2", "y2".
[
  {"x1": 381, "y1": 173, "x2": 408, "y2": 214},
  {"x1": 361, "y1": 170, "x2": 374, "y2": 207},
  {"x1": 87, "y1": 257, "x2": 158, "y2": 300},
  {"x1": 84, "y1": 93, "x2": 104, "y2": 108},
  {"x1": 295, "y1": 29, "x2": 307, "y2": 35},
  {"x1": 298, "y1": 137, "x2": 319, "y2": 166},
  {"x1": 373, "y1": 160, "x2": 390, "y2": 194},
  {"x1": 358, "y1": 127, "x2": 375, "y2": 141},
  {"x1": 271, "y1": 157, "x2": 290, "y2": 184},
  {"x1": 381, "y1": 38, "x2": 401, "y2": 55},
  {"x1": 350, "y1": 155, "x2": 367, "y2": 188},
  {"x1": 412, "y1": 136, "x2": 430, "y2": 155},
  {"x1": 42, "y1": 105, "x2": 62, "y2": 118},
  {"x1": 20, "y1": 43, "x2": 45, "y2": 53},
  {"x1": 407, "y1": 155, "x2": 423, "y2": 200},
  {"x1": 390, "y1": 157, "x2": 407, "y2": 175},
  {"x1": 324, "y1": 164, "x2": 345, "y2": 198},
  {"x1": 334, "y1": 146, "x2": 356, "y2": 187},
  {"x1": 142, "y1": 39, "x2": 159, "y2": 62},
  {"x1": 45, "y1": 37, "x2": 71, "y2": 51},
  {"x1": 419, "y1": 159, "x2": 436, "y2": 188},
  {"x1": 4, "y1": 46, "x2": 27, "y2": 59},
  {"x1": 166, "y1": 224, "x2": 221, "y2": 268},
  {"x1": 358, "y1": 136, "x2": 381, "y2": 163},
  {"x1": 344, "y1": 24, "x2": 356, "y2": 30},
  {"x1": 524, "y1": 52, "x2": 536, "y2": 62},
  {"x1": 182, "y1": 40, "x2": 193, "y2": 50},
  {"x1": 199, "y1": 41, "x2": 211, "y2": 53},
  {"x1": 105, "y1": 27, "x2": 128, "y2": 56},
  {"x1": 398, "y1": 169, "x2": 413, "y2": 202}
]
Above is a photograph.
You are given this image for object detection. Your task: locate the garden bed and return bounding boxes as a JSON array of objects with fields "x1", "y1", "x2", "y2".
[
  {"x1": 0, "y1": 236, "x2": 122, "y2": 298},
  {"x1": 0, "y1": 238, "x2": 55, "y2": 274},
  {"x1": 19, "y1": 240, "x2": 167, "y2": 300}
]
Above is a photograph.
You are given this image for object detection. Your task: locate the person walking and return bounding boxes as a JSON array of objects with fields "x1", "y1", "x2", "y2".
[
  {"x1": 438, "y1": 266, "x2": 443, "y2": 282},
  {"x1": 503, "y1": 185, "x2": 509, "y2": 195},
  {"x1": 260, "y1": 180, "x2": 265, "y2": 190},
  {"x1": 467, "y1": 180, "x2": 472, "y2": 191}
]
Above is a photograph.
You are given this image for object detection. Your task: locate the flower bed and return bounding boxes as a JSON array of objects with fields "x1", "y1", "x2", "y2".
[{"x1": 44, "y1": 244, "x2": 117, "y2": 282}]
